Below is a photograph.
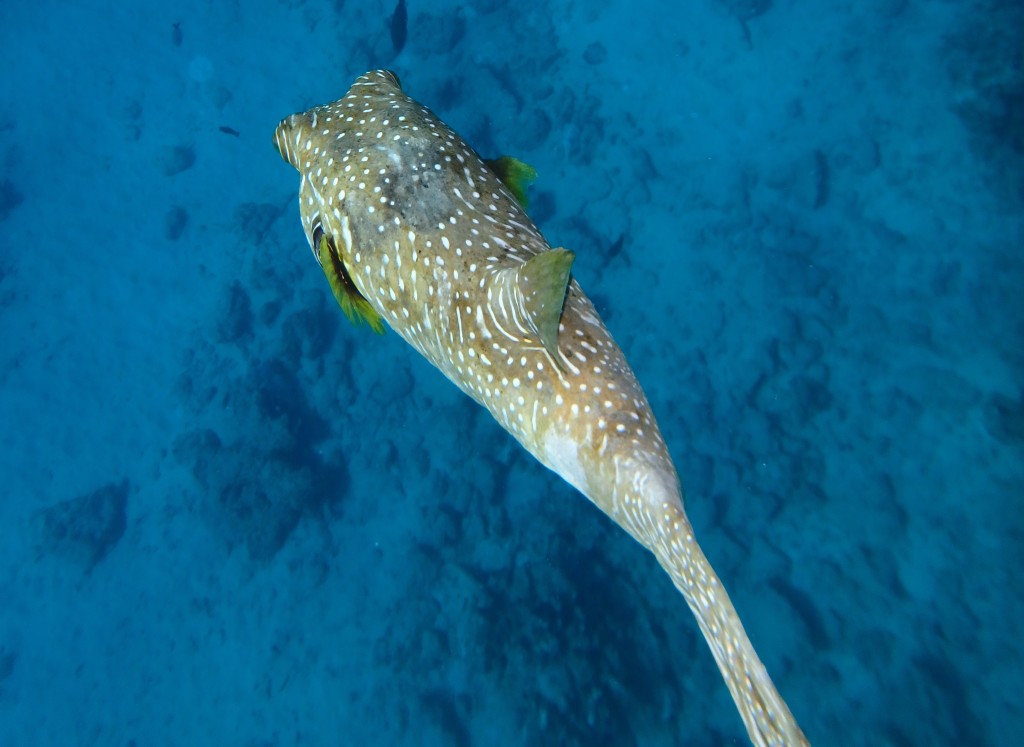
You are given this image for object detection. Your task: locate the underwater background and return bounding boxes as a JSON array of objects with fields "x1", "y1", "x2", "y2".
[{"x1": 1, "y1": 0, "x2": 1022, "y2": 745}]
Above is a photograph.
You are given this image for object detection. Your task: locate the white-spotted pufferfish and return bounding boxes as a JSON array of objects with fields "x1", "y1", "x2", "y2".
[{"x1": 273, "y1": 70, "x2": 810, "y2": 747}]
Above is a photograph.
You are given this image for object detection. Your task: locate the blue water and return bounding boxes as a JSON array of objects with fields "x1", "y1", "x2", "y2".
[{"x1": 1, "y1": 1, "x2": 1021, "y2": 745}]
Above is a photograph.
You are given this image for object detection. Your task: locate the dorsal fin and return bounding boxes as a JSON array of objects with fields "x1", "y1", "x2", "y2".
[{"x1": 518, "y1": 248, "x2": 574, "y2": 358}]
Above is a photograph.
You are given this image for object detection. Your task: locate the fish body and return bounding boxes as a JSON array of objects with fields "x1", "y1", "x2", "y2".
[{"x1": 274, "y1": 70, "x2": 809, "y2": 747}]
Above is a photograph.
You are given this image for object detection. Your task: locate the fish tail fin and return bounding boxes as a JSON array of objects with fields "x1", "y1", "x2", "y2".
[{"x1": 645, "y1": 494, "x2": 810, "y2": 746}]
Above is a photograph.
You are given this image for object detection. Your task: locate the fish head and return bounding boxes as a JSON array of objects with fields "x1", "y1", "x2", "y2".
[
  {"x1": 273, "y1": 71, "x2": 434, "y2": 333},
  {"x1": 272, "y1": 70, "x2": 480, "y2": 268},
  {"x1": 271, "y1": 69, "x2": 545, "y2": 337}
]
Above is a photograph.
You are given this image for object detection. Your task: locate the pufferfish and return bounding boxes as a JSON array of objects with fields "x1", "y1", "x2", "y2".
[{"x1": 273, "y1": 70, "x2": 810, "y2": 747}]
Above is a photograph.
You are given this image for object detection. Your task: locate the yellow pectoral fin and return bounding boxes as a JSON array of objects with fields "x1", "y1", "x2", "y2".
[
  {"x1": 317, "y1": 234, "x2": 386, "y2": 335},
  {"x1": 485, "y1": 156, "x2": 537, "y2": 210}
]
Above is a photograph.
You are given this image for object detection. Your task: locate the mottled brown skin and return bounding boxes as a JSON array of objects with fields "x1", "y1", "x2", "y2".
[{"x1": 274, "y1": 70, "x2": 809, "y2": 746}]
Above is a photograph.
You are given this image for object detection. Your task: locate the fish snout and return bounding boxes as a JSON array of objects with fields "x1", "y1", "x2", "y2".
[{"x1": 273, "y1": 114, "x2": 304, "y2": 169}]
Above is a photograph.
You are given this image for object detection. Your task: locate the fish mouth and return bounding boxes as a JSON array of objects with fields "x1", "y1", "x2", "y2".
[{"x1": 273, "y1": 114, "x2": 303, "y2": 169}]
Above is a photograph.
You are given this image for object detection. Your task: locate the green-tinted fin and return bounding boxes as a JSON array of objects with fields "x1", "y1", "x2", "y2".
[
  {"x1": 519, "y1": 247, "x2": 574, "y2": 359},
  {"x1": 485, "y1": 156, "x2": 537, "y2": 209},
  {"x1": 317, "y1": 234, "x2": 386, "y2": 335}
]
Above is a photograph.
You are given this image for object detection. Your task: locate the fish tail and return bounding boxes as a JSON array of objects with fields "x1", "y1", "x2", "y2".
[{"x1": 646, "y1": 496, "x2": 810, "y2": 746}]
